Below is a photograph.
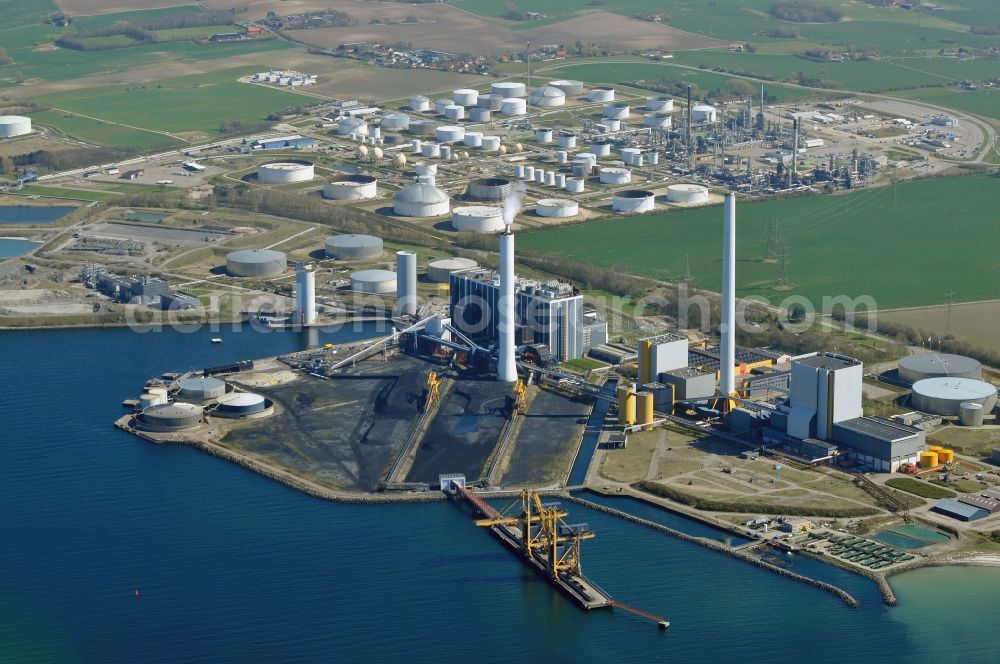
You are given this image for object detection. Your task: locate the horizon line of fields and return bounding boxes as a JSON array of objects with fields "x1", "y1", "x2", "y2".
[{"x1": 517, "y1": 174, "x2": 1000, "y2": 311}]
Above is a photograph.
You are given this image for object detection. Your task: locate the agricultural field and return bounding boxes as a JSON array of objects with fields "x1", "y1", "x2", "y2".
[
  {"x1": 30, "y1": 68, "x2": 305, "y2": 144},
  {"x1": 881, "y1": 301, "x2": 1000, "y2": 350},
  {"x1": 518, "y1": 175, "x2": 1000, "y2": 311},
  {"x1": 31, "y1": 109, "x2": 181, "y2": 150},
  {"x1": 895, "y1": 87, "x2": 1000, "y2": 124},
  {"x1": 55, "y1": 0, "x2": 199, "y2": 14}
]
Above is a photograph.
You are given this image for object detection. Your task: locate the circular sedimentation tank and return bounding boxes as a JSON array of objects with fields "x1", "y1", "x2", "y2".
[
  {"x1": 467, "y1": 177, "x2": 512, "y2": 202},
  {"x1": 452, "y1": 206, "x2": 505, "y2": 233},
  {"x1": 137, "y1": 402, "x2": 203, "y2": 431},
  {"x1": 393, "y1": 183, "x2": 450, "y2": 217},
  {"x1": 667, "y1": 183, "x2": 710, "y2": 203},
  {"x1": 351, "y1": 269, "x2": 397, "y2": 294},
  {"x1": 612, "y1": 189, "x2": 656, "y2": 213},
  {"x1": 911, "y1": 377, "x2": 998, "y2": 416},
  {"x1": 323, "y1": 174, "x2": 377, "y2": 200},
  {"x1": 427, "y1": 257, "x2": 479, "y2": 282},
  {"x1": 256, "y1": 160, "x2": 314, "y2": 184},
  {"x1": 536, "y1": 198, "x2": 579, "y2": 218},
  {"x1": 898, "y1": 353, "x2": 982, "y2": 384},
  {"x1": 226, "y1": 249, "x2": 287, "y2": 277},
  {"x1": 177, "y1": 376, "x2": 227, "y2": 400},
  {"x1": 325, "y1": 234, "x2": 383, "y2": 260}
]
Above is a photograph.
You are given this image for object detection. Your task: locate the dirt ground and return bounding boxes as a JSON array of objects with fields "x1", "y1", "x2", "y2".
[
  {"x1": 54, "y1": 0, "x2": 196, "y2": 15},
  {"x1": 274, "y1": 2, "x2": 720, "y2": 55},
  {"x1": 880, "y1": 300, "x2": 1000, "y2": 350}
]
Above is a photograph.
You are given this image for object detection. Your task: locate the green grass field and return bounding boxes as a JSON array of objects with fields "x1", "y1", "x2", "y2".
[
  {"x1": 518, "y1": 175, "x2": 1000, "y2": 310},
  {"x1": 885, "y1": 477, "x2": 955, "y2": 499},
  {"x1": 895, "y1": 86, "x2": 1000, "y2": 123},
  {"x1": 30, "y1": 110, "x2": 181, "y2": 150},
  {"x1": 31, "y1": 68, "x2": 305, "y2": 143}
]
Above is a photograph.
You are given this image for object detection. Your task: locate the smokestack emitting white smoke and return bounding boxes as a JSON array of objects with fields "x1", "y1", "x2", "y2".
[
  {"x1": 720, "y1": 193, "x2": 736, "y2": 398},
  {"x1": 497, "y1": 187, "x2": 521, "y2": 383}
]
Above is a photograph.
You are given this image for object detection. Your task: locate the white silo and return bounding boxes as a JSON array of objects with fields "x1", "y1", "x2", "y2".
[
  {"x1": 535, "y1": 127, "x2": 553, "y2": 143},
  {"x1": 444, "y1": 104, "x2": 465, "y2": 121},
  {"x1": 557, "y1": 132, "x2": 577, "y2": 149},
  {"x1": 453, "y1": 89, "x2": 479, "y2": 106},
  {"x1": 396, "y1": 250, "x2": 417, "y2": 316},
  {"x1": 294, "y1": 263, "x2": 316, "y2": 326}
]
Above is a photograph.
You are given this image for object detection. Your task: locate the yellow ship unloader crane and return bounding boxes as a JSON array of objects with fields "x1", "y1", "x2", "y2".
[
  {"x1": 513, "y1": 378, "x2": 528, "y2": 413},
  {"x1": 475, "y1": 490, "x2": 593, "y2": 580}
]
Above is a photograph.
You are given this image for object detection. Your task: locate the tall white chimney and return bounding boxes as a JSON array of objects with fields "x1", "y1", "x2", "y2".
[
  {"x1": 720, "y1": 193, "x2": 736, "y2": 398},
  {"x1": 396, "y1": 250, "x2": 417, "y2": 316},
  {"x1": 294, "y1": 262, "x2": 316, "y2": 326},
  {"x1": 497, "y1": 229, "x2": 517, "y2": 382}
]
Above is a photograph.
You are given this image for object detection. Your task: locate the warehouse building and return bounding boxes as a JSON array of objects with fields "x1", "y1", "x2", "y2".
[
  {"x1": 251, "y1": 135, "x2": 317, "y2": 150},
  {"x1": 932, "y1": 499, "x2": 988, "y2": 522},
  {"x1": 832, "y1": 416, "x2": 925, "y2": 472},
  {"x1": 659, "y1": 367, "x2": 715, "y2": 401},
  {"x1": 449, "y1": 269, "x2": 606, "y2": 361}
]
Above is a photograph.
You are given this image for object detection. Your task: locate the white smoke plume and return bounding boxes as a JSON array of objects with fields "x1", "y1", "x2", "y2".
[{"x1": 502, "y1": 183, "x2": 524, "y2": 228}]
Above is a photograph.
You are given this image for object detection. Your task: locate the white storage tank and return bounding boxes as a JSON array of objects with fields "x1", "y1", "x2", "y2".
[
  {"x1": 621, "y1": 147, "x2": 641, "y2": 165},
  {"x1": 535, "y1": 169, "x2": 546, "y2": 184},
  {"x1": 414, "y1": 161, "x2": 437, "y2": 176},
  {"x1": 600, "y1": 167, "x2": 632, "y2": 185},
  {"x1": 536, "y1": 198, "x2": 579, "y2": 218},
  {"x1": 408, "y1": 120, "x2": 437, "y2": 136},
  {"x1": 899, "y1": 353, "x2": 982, "y2": 384},
  {"x1": 214, "y1": 392, "x2": 270, "y2": 418},
  {"x1": 613, "y1": 189, "x2": 656, "y2": 213},
  {"x1": 528, "y1": 86, "x2": 566, "y2": 107},
  {"x1": 469, "y1": 108, "x2": 492, "y2": 122},
  {"x1": 603, "y1": 102, "x2": 630, "y2": 120},
  {"x1": 692, "y1": 104, "x2": 718, "y2": 123},
  {"x1": 468, "y1": 177, "x2": 512, "y2": 202},
  {"x1": 351, "y1": 269, "x2": 397, "y2": 294},
  {"x1": 393, "y1": 183, "x2": 450, "y2": 217},
  {"x1": 336, "y1": 117, "x2": 368, "y2": 136},
  {"x1": 381, "y1": 113, "x2": 411, "y2": 130},
  {"x1": 591, "y1": 141, "x2": 612, "y2": 157},
  {"x1": 544, "y1": 171, "x2": 555, "y2": 186},
  {"x1": 452, "y1": 206, "x2": 505, "y2": 233},
  {"x1": 480, "y1": 135, "x2": 501, "y2": 151},
  {"x1": 436, "y1": 125, "x2": 465, "y2": 143},
  {"x1": 554, "y1": 174, "x2": 566, "y2": 188},
  {"x1": 323, "y1": 174, "x2": 377, "y2": 200},
  {"x1": 644, "y1": 112, "x2": 672, "y2": 129},
  {"x1": 137, "y1": 403, "x2": 203, "y2": 431},
  {"x1": 522, "y1": 166, "x2": 535, "y2": 181},
  {"x1": 500, "y1": 98, "x2": 527, "y2": 116},
  {"x1": 911, "y1": 377, "x2": 998, "y2": 416},
  {"x1": 325, "y1": 234, "x2": 383, "y2": 260},
  {"x1": 491, "y1": 81, "x2": 526, "y2": 98},
  {"x1": 416, "y1": 174, "x2": 436, "y2": 186},
  {"x1": 410, "y1": 95, "x2": 430, "y2": 112},
  {"x1": 140, "y1": 393, "x2": 160, "y2": 411},
  {"x1": 960, "y1": 402, "x2": 985, "y2": 426},
  {"x1": 177, "y1": 376, "x2": 228, "y2": 400},
  {"x1": 453, "y1": 89, "x2": 479, "y2": 107},
  {"x1": 427, "y1": 257, "x2": 479, "y2": 282},
  {"x1": 647, "y1": 96, "x2": 674, "y2": 112},
  {"x1": 420, "y1": 143, "x2": 441, "y2": 158},
  {"x1": 588, "y1": 88, "x2": 615, "y2": 102},
  {"x1": 548, "y1": 79, "x2": 584, "y2": 96},
  {"x1": 0, "y1": 115, "x2": 32, "y2": 138},
  {"x1": 226, "y1": 249, "x2": 287, "y2": 277},
  {"x1": 444, "y1": 105, "x2": 465, "y2": 121},
  {"x1": 557, "y1": 132, "x2": 577, "y2": 149},
  {"x1": 434, "y1": 98, "x2": 452, "y2": 114},
  {"x1": 666, "y1": 183, "x2": 710, "y2": 203},
  {"x1": 565, "y1": 178, "x2": 585, "y2": 193},
  {"x1": 463, "y1": 131, "x2": 483, "y2": 147},
  {"x1": 602, "y1": 119, "x2": 622, "y2": 132},
  {"x1": 535, "y1": 127, "x2": 554, "y2": 143},
  {"x1": 257, "y1": 161, "x2": 314, "y2": 184},
  {"x1": 576, "y1": 152, "x2": 597, "y2": 169},
  {"x1": 477, "y1": 94, "x2": 503, "y2": 110}
]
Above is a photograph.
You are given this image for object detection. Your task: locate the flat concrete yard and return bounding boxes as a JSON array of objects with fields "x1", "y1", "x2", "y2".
[{"x1": 405, "y1": 373, "x2": 510, "y2": 484}]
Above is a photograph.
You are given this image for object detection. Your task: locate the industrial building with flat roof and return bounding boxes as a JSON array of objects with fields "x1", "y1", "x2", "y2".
[
  {"x1": 448, "y1": 269, "x2": 606, "y2": 362},
  {"x1": 932, "y1": 499, "x2": 989, "y2": 522},
  {"x1": 832, "y1": 416, "x2": 925, "y2": 472}
]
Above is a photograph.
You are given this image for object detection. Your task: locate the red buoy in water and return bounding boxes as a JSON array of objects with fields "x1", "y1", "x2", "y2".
[{"x1": 134, "y1": 589, "x2": 140, "y2": 599}]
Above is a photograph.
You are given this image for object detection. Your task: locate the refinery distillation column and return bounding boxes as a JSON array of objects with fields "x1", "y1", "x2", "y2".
[
  {"x1": 294, "y1": 262, "x2": 316, "y2": 326},
  {"x1": 497, "y1": 225, "x2": 517, "y2": 382},
  {"x1": 396, "y1": 250, "x2": 417, "y2": 316},
  {"x1": 719, "y1": 194, "x2": 736, "y2": 399}
]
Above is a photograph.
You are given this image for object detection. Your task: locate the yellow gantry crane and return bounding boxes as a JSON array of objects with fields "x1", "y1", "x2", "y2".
[
  {"x1": 513, "y1": 379, "x2": 528, "y2": 413},
  {"x1": 425, "y1": 371, "x2": 441, "y2": 409},
  {"x1": 475, "y1": 490, "x2": 594, "y2": 580}
]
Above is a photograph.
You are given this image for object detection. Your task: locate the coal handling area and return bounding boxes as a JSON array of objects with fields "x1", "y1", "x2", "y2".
[{"x1": 178, "y1": 348, "x2": 598, "y2": 495}]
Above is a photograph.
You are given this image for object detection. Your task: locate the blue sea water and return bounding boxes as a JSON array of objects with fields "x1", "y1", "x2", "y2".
[{"x1": 2, "y1": 324, "x2": 999, "y2": 663}]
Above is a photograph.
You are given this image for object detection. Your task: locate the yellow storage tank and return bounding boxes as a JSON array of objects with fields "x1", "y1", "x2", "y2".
[
  {"x1": 938, "y1": 449, "x2": 954, "y2": 463},
  {"x1": 637, "y1": 391, "x2": 655, "y2": 431},
  {"x1": 928, "y1": 445, "x2": 943, "y2": 454},
  {"x1": 919, "y1": 451, "x2": 939, "y2": 468},
  {"x1": 617, "y1": 386, "x2": 636, "y2": 426}
]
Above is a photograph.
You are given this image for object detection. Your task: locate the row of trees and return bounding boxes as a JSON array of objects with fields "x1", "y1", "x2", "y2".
[{"x1": 770, "y1": 1, "x2": 843, "y2": 23}]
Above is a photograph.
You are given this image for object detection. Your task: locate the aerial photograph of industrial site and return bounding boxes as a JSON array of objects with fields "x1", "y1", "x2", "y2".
[{"x1": 2, "y1": 0, "x2": 1000, "y2": 661}]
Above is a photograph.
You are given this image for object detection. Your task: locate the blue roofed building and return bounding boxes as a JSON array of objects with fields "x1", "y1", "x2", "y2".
[
  {"x1": 931, "y1": 498, "x2": 988, "y2": 522},
  {"x1": 252, "y1": 135, "x2": 317, "y2": 150}
]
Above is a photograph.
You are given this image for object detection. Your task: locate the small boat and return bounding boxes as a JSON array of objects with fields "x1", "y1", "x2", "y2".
[{"x1": 211, "y1": 338, "x2": 223, "y2": 344}]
